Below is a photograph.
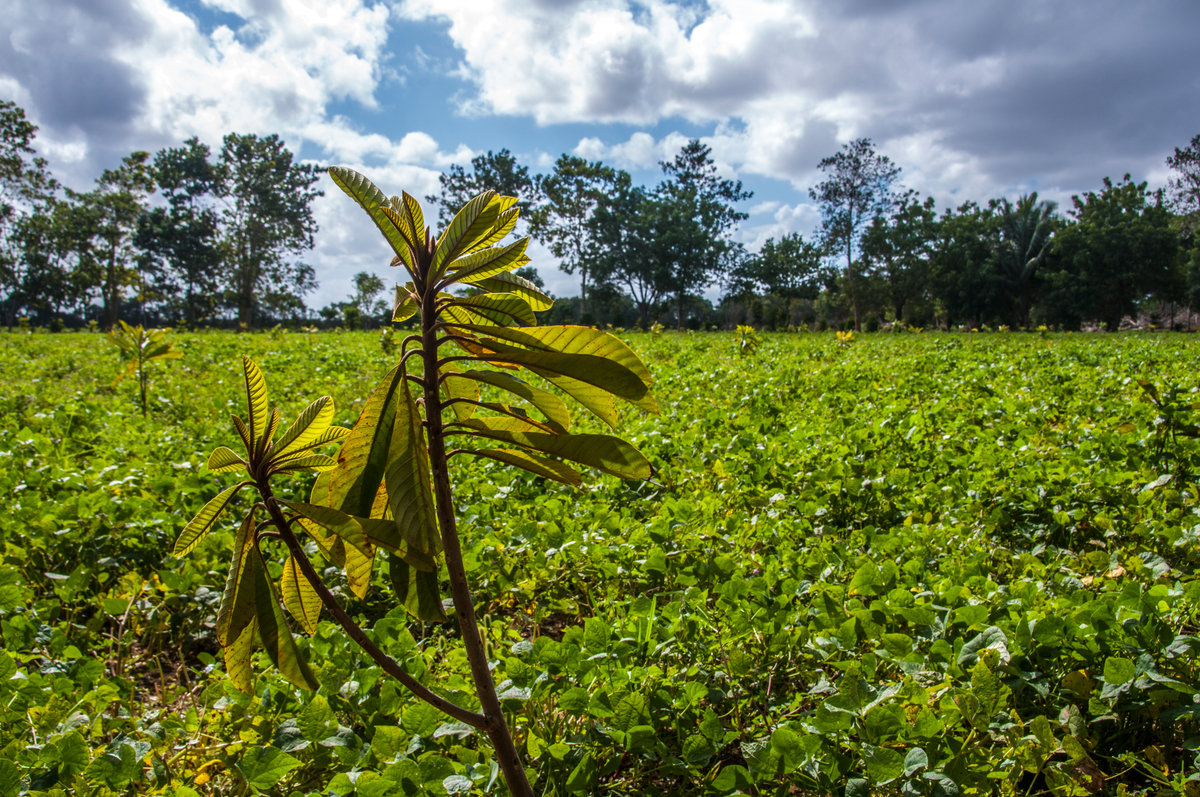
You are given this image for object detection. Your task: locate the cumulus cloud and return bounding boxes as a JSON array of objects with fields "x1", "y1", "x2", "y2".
[
  {"x1": 400, "y1": 0, "x2": 1200, "y2": 206},
  {"x1": 0, "y1": 0, "x2": 481, "y2": 305}
]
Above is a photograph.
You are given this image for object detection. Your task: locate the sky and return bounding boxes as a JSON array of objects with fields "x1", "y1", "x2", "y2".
[{"x1": 1, "y1": 0, "x2": 1197, "y2": 307}]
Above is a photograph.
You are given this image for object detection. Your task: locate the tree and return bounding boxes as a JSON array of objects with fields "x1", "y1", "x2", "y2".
[
  {"x1": 1043, "y1": 176, "x2": 1178, "y2": 330},
  {"x1": 427, "y1": 149, "x2": 539, "y2": 228},
  {"x1": 860, "y1": 191, "x2": 938, "y2": 323},
  {"x1": 993, "y1": 193, "x2": 1058, "y2": 327},
  {"x1": 350, "y1": 270, "x2": 386, "y2": 321},
  {"x1": 727, "y1": 232, "x2": 823, "y2": 301},
  {"x1": 135, "y1": 138, "x2": 224, "y2": 324},
  {"x1": 527, "y1": 155, "x2": 615, "y2": 315},
  {"x1": 656, "y1": 140, "x2": 751, "y2": 328},
  {"x1": 1167, "y1": 134, "x2": 1200, "y2": 234},
  {"x1": 0, "y1": 100, "x2": 58, "y2": 326},
  {"x1": 928, "y1": 202, "x2": 1002, "y2": 328},
  {"x1": 809, "y1": 138, "x2": 901, "y2": 330},
  {"x1": 218, "y1": 134, "x2": 322, "y2": 327},
  {"x1": 589, "y1": 173, "x2": 671, "y2": 327},
  {"x1": 14, "y1": 196, "x2": 88, "y2": 320},
  {"x1": 71, "y1": 153, "x2": 156, "y2": 329}
]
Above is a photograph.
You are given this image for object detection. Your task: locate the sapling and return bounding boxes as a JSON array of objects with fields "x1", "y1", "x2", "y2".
[
  {"x1": 177, "y1": 170, "x2": 658, "y2": 797},
  {"x1": 106, "y1": 320, "x2": 181, "y2": 416}
]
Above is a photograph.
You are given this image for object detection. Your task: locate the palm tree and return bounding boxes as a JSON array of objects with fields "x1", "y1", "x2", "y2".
[{"x1": 995, "y1": 193, "x2": 1057, "y2": 327}]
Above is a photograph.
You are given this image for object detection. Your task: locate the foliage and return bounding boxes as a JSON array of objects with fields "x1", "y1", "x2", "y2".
[
  {"x1": 106, "y1": 320, "x2": 182, "y2": 416},
  {"x1": 862, "y1": 191, "x2": 938, "y2": 324},
  {"x1": 427, "y1": 149, "x2": 540, "y2": 228},
  {"x1": 4, "y1": 330, "x2": 1200, "y2": 795},
  {"x1": 735, "y1": 324, "x2": 759, "y2": 357},
  {"x1": 728, "y1": 232, "x2": 824, "y2": 301}
]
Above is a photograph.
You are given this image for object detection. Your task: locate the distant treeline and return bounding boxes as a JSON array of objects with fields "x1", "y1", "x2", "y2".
[{"x1": 2, "y1": 97, "x2": 1198, "y2": 331}]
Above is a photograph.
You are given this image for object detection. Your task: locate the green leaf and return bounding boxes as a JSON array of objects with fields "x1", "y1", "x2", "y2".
[
  {"x1": 434, "y1": 191, "x2": 502, "y2": 274},
  {"x1": 448, "y1": 292, "x2": 536, "y2": 327},
  {"x1": 174, "y1": 482, "x2": 244, "y2": 557},
  {"x1": 445, "y1": 238, "x2": 529, "y2": 285},
  {"x1": 272, "y1": 454, "x2": 338, "y2": 473},
  {"x1": 0, "y1": 759, "x2": 18, "y2": 797},
  {"x1": 273, "y1": 396, "x2": 334, "y2": 459},
  {"x1": 446, "y1": 370, "x2": 570, "y2": 431},
  {"x1": 464, "y1": 205, "x2": 519, "y2": 254},
  {"x1": 566, "y1": 753, "x2": 598, "y2": 793},
  {"x1": 252, "y1": 547, "x2": 320, "y2": 690},
  {"x1": 448, "y1": 418, "x2": 651, "y2": 479},
  {"x1": 328, "y1": 167, "x2": 420, "y2": 277},
  {"x1": 280, "y1": 555, "x2": 321, "y2": 635},
  {"x1": 464, "y1": 448, "x2": 582, "y2": 486},
  {"x1": 225, "y1": 614, "x2": 257, "y2": 694},
  {"x1": 863, "y1": 743, "x2": 904, "y2": 785},
  {"x1": 278, "y1": 500, "x2": 374, "y2": 554},
  {"x1": 207, "y1": 446, "x2": 245, "y2": 473},
  {"x1": 388, "y1": 551, "x2": 447, "y2": 622},
  {"x1": 216, "y1": 509, "x2": 257, "y2": 646},
  {"x1": 242, "y1": 356, "x2": 271, "y2": 452},
  {"x1": 441, "y1": 363, "x2": 479, "y2": 422},
  {"x1": 394, "y1": 283, "x2": 417, "y2": 323},
  {"x1": 1103, "y1": 656, "x2": 1136, "y2": 685},
  {"x1": 456, "y1": 341, "x2": 649, "y2": 406},
  {"x1": 328, "y1": 364, "x2": 406, "y2": 518},
  {"x1": 385, "y1": 378, "x2": 441, "y2": 561},
  {"x1": 472, "y1": 270, "x2": 553, "y2": 311},
  {"x1": 238, "y1": 746, "x2": 301, "y2": 790}
]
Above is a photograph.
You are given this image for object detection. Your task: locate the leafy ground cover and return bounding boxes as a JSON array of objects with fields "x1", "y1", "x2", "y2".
[{"x1": 1, "y1": 329, "x2": 1199, "y2": 796}]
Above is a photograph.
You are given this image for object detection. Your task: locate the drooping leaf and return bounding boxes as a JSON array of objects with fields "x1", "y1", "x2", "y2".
[
  {"x1": 527, "y1": 371, "x2": 618, "y2": 429},
  {"x1": 445, "y1": 370, "x2": 570, "y2": 431},
  {"x1": 328, "y1": 364, "x2": 406, "y2": 518},
  {"x1": 388, "y1": 552, "x2": 447, "y2": 622},
  {"x1": 471, "y1": 270, "x2": 552, "y2": 311},
  {"x1": 242, "y1": 356, "x2": 270, "y2": 451},
  {"x1": 273, "y1": 396, "x2": 334, "y2": 459},
  {"x1": 281, "y1": 555, "x2": 322, "y2": 635},
  {"x1": 225, "y1": 616, "x2": 257, "y2": 694},
  {"x1": 394, "y1": 283, "x2": 417, "y2": 323},
  {"x1": 385, "y1": 379, "x2": 441, "y2": 560},
  {"x1": 174, "y1": 482, "x2": 244, "y2": 557},
  {"x1": 278, "y1": 500, "x2": 373, "y2": 554},
  {"x1": 272, "y1": 454, "x2": 338, "y2": 473},
  {"x1": 464, "y1": 448, "x2": 581, "y2": 486},
  {"x1": 207, "y1": 446, "x2": 246, "y2": 473},
  {"x1": 448, "y1": 418, "x2": 651, "y2": 479},
  {"x1": 459, "y1": 402, "x2": 562, "y2": 433},
  {"x1": 441, "y1": 363, "x2": 479, "y2": 422},
  {"x1": 251, "y1": 548, "x2": 320, "y2": 690},
  {"x1": 452, "y1": 342, "x2": 649, "y2": 406},
  {"x1": 216, "y1": 509, "x2": 257, "y2": 646}
]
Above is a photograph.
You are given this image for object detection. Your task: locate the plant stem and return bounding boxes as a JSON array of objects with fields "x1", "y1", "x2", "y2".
[
  {"x1": 421, "y1": 293, "x2": 535, "y2": 797},
  {"x1": 259, "y1": 486, "x2": 489, "y2": 730}
]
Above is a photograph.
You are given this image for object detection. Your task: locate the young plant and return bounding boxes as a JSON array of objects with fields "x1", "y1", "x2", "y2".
[
  {"x1": 178, "y1": 170, "x2": 658, "y2": 797},
  {"x1": 736, "y1": 324, "x2": 760, "y2": 357},
  {"x1": 106, "y1": 320, "x2": 182, "y2": 416}
]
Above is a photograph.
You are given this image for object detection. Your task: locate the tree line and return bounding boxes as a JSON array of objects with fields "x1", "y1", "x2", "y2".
[
  {"x1": 5, "y1": 93, "x2": 1199, "y2": 332},
  {"x1": 430, "y1": 136, "x2": 1200, "y2": 332}
]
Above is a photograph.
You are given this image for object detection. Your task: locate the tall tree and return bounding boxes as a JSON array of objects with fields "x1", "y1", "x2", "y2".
[
  {"x1": 527, "y1": 155, "x2": 615, "y2": 314},
  {"x1": 218, "y1": 133, "x2": 322, "y2": 327},
  {"x1": 350, "y1": 270, "x2": 386, "y2": 318},
  {"x1": 656, "y1": 140, "x2": 751, "y2": 328},
  {"x1": 72, "y1": 152, "x2": 156, "y2": 328},
  {"x1": 428, "y1": 149, "x2": 539, "y2": 228},
  {"x1": 135, "y1": 138, "x2": 224, "y2": 324},
  {"x1": 809, "y1": 138, "x2": 901, "y2": 330},
  {"x1": 0, "y1": 100, "x2": 57, "y2": 326},
  {"x1": 1166, "y1": 134, "x2": 1200, "y2": 234},
  {"x1": 992, "y1": 193, "x2": 1058, "y2": 327},
  {"x1": 861, "y1": 191, "x2": 938, "y2": 323},
  {"x1": 928, "y1": 202, "x2": 1003, "y2": 328},
  {"x1": 1043, "y1": 176, "x2": 1178, "y2": 330},
  {"x1": 589, "y1": 172, "x2": 671, "y2": 327},
  {"x1": 727, "y1": 232, "x2": 823, "y2": 301}
]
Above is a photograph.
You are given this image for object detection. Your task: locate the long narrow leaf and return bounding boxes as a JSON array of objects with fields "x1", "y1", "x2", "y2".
[
  {"x1": 242, "y1": 356, "x2": 270, "y2": 450},
  {"x1": 465, "y1": 448, "x2": 581, "y2": 486},
  {"x1": 444, "y1": 238, "x2": 529, "y2": 285},
  {"x1": 471, "y1": 270, "x2": 552, "y2": 311},
  {"x1": 252, "y1": 548, "x2": 320, "y2": 690},
  {"x1": 225, "y1": 616, "x2": 257, "y2": 694},
  {"x1": 434, "y1": 192, "x2": 500, "y2": 274},
  {"x1": 463, "y1": 205, "x2": 519, "y2": 254},
  {"x1": 445, "y1": 370, "x2": 571, "y2": 431},
  {"x1": 281, "y1": 555, "x2": 322, "y2": 635},
  {"x1": 328, "y1": 167, "x2": 420, "y2": 280},
  {"x1": 447, "y1": 293, "x2": 536, "y2": 327},
  {"x1": 388, "y1": 552, "x2": 447, "y2": 622},
  {"x1": 385, "y1": 379, "x2": 441, "y2": 560},
  {"x1": 207, "y1": 446, "x2": 246, "y2": 473},
  {"x1": 328, "y1": 364, "x2": 405, "y2": 518},
  {"x1": 449, "y1": 419, "x2": 651, "y2": 479},
  {"x1": 216, "y1": 509, "x2": 257, "y2": 646},
  {"x1": 273, "y1": 396, "x2": 334, "y2": 459},
  {"x1": 174, "y1": 482, "x2": 244, "y2": 557}
]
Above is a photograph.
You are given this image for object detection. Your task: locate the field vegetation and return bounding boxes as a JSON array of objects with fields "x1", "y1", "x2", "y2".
[{"x1": 1, "y1": 328, "x2": 1199, "y2": 796}]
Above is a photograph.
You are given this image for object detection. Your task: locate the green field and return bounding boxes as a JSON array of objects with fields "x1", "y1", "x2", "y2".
[{"x1": 2, "y1": 329, "x2": 1199, "y2": 796}]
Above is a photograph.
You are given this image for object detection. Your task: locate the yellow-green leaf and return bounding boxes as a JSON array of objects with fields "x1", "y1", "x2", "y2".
[
  {"x1": 225, "y1": 616, "x2": 257, "y2": 694},
  {"x1": 232, "y1": 414, "x2": 252, "y2": 452},
  {"x1": 471, "y1": 270, "x2": 551, "y2": 311},
  {"x1": 207, "y1": 446, "x2": 245, "y2": 473},
  {"x1": 445, "y1": 370, "x2": 570, "y2": 431},
  {"x1": 463, "y1": 205, "x2": 519, "y2": 254},
  {"x1": 434, "y1": 191, "x2": 501, "y2": 274},
  {"x1": 281, "y1": 555, "x2": 321, "y2": 635},
  {"x1": 278, "y1": 500, "x2": 373, "y2": 554},
  {"x1": 449, "y1": 418, "x2": 651, "y2": 479},
  {"x1": 394, "y1": 283, "x2": 417, "y2": 323},
  {"x1": 466, "y1": 448, "x2": 581, "y2": 486},
  {"x1": 444, "y1": 238, "x2": 529, "y2": 285},
  {"x1": 446, "y1": 293, "x2": 536, "y2": 327},
  {"x1": 252, "y1": 548, "x2": 319, "y2": 690},
  {"x1": 385, "y1": 380, "x2": 441, "y2": 561},
  {"x1": 388, "y1": 552, "x2": 447, "y2": 622},
  {"x1": 242, "y1": 356, "x2": 270, "y2": 451},
  {"x1": 216, "y1": 509, "x2": 257, "y2": 646},
  {"x1": 273, "y1": 454, "x2": 338, "y2": 473},
  {"x1": 328, "y1": 364, "x2": 406, "y2": 518},
  {"x1": 328, "y1": 167, "x2": 420, "y2": 281},
  {"x1": 273, "y1": 396, "x2": 334, "y2": 459},
  {"x1": 441, "y1": 363, "x2": 479, "y2": 422},
  {"x1": 461, "y1": 342, "x2": 649, "y2": 405},
  {"x1": 174, "y1": 482, "x2": 244, "y2": 557}
]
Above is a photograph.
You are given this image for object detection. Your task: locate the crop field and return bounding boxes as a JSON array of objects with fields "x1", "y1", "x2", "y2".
[{"x1": 1, "y1": 329, "x2": 1199, "y2": 797}]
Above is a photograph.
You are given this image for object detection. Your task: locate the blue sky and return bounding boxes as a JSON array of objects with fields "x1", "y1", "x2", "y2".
[{"x1": 2, "y1": 0, "x2": 1197, "y2": 307}]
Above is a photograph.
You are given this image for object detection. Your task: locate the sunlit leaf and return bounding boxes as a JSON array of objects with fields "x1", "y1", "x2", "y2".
[
  {"x1": 444, "y1": 238, "x2": 529, "y2": 285},
  {"x1": 207, "y1": 446, "x2": 245, "y2": 473},
  {"x1": 273, "y1": 396, "x2": 334, "y2": 459},
  {"x1": 463, "y1": 448, "x2": 581, "y2": 486},
  {"x1": 328, "y1": 167, "x2": 420, "y2": 280},
  {"x1": 242, "y1": 356, "x2": 270, "y2": 451},
  {"x1": 251, "y1": 548, "x2": 319, "y2": 690},
  {"x1": 216, "y1": 509, "x2": 257, "y2": 646},
  {"x1": 446, "y1": 293, "x2": 536, "y2": 327},
  {"x1": 272, "y1": 454, "x2": 338, "y2": 473},
  {"x1": 445, "y1": 370, "x2": 570, "y2": 431},
  {"x1": 434, "y1": 192, "x2": 501, "y2": 275},
  {"x1": 174, "y1": 482, "x2": 244, "y2": 557},
  {"x1": 328, "y1": 364, "x2": 406, "y2": 518},
  {"x1": 470, "y1": 270, "x2": 551, "y2": 311},
  {"x1": 281, "y1": 555, "x2": 321, "y2": 635},
  {"x1": 225, "y1": 615, "x2": 257, "y2": 694},
  {"x1": 447, "y1": 418, "x2": 651, "y2": 479},
  {"x1": 386, "y1": 379, "x2": 441, "y2": 561}
]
